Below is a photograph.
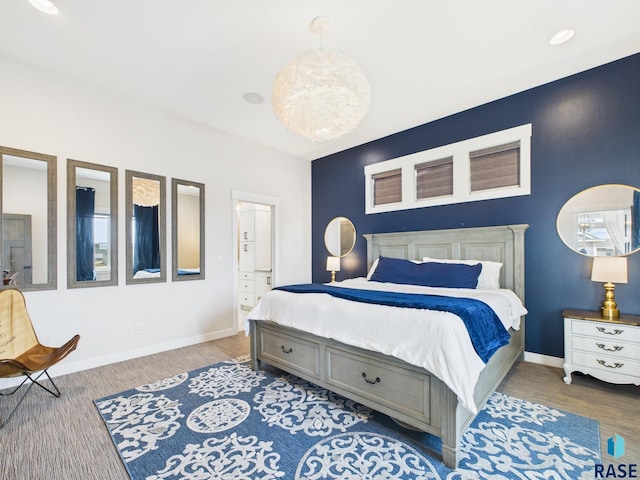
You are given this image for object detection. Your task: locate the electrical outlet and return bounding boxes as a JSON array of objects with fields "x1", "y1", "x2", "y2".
[{"x1": 135, "y1": 322, "x2": 144, "y2": 334}]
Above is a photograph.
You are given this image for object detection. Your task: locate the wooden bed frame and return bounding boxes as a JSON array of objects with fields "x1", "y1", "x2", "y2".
[{"x1": 249, "y1": 224, "x2": 528, "y2": 468}]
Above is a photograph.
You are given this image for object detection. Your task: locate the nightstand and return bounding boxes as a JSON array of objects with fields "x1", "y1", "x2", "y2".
[{"x1": 563, "y1": 309, "x2": 640, "y2": 385}]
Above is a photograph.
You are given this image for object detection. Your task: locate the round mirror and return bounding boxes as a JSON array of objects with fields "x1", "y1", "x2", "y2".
[
  {"x1": 557, "y1": 184, "x2": 640, "y2": 256},
  {"x1": 324, "y1": 217, "x2": 356, "y2": 257}
]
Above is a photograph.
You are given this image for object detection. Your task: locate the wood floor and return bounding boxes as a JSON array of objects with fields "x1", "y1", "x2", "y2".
[
  {"x1": 498, "y1": 358, "x2": 640, "y2": 467},
  {"x1": 1, "y1": 333, "x2": 638, "y2": 479}
]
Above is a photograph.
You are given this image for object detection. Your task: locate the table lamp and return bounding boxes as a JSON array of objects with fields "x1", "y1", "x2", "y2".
[
  {"x1": 591, "y1": 256, "x2": 628, "y2": 318},
  {"x1": 326, "y1": 256, "x2": 340, "y2": 283}
]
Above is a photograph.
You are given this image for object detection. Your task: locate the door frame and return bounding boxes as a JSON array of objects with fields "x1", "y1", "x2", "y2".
[{"x1": 231, "y1": 190, "x2": 279, "y2": 333}]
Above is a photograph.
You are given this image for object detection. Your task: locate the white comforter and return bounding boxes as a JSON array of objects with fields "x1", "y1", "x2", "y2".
[{"x1": 245, "y1": 278, "x2": 527, "y2": 414}]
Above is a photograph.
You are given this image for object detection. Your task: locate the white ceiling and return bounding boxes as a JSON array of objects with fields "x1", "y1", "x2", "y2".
[{"x1": 1, "y1": 1, "x2": 639, "y2": 161}]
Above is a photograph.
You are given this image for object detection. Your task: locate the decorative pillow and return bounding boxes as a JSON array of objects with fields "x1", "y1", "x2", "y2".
[
  {"x1": 366, "y1": 257, "x2": 422, "y2": 280},
  {"x1": 370, "y1": 256, "x2": 481, "y2": 289},
  {"x1": 422, "y1": 257, "x2": 503, "y2": 289}
]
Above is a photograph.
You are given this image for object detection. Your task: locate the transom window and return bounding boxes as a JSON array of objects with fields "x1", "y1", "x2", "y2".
[
  {"x1": 364, "y1": 124, "x2": 531, "y2": 214},
  {"x1": 372, "y1": 169, "x2": 402, "y2": 205},
  {"x1": 415, "y1": 157, "x2": 453, "y2": 200},
  {"x1": 469, "y1": 141, "x2": 520, "y2": 192}
]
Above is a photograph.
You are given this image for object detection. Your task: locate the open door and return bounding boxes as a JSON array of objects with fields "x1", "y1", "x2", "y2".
[{"x1": 2, "y1": 214, "x2": 33, "y2": 286}]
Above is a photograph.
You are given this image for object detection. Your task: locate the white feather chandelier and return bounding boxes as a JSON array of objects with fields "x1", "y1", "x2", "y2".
[
  {"x1": 272, "y1": 16, "x2": 371, "y2": 142},
  {"x1": 132, "y1": 177, "x2": 160, "y2": 207}
]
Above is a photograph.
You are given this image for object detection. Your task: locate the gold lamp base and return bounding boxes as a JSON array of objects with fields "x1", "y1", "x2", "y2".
[{"x1": 600, "y1": 282, "x2": 620, "y2": 319}]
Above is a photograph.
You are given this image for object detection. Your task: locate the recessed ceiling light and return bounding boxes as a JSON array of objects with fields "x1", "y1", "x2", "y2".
[
  {"x1": 243, "y1": 92, "x2": 264, "y2": 105},
  {"x1": 549, "y1": 29, "x2": 575, "y2": 46},
  {"x1": 29, "y1": 0, "x2": 58, "y2": 15}
]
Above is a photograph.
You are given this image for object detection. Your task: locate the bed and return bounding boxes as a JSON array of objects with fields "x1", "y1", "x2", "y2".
[
  {"x1": 246, "y1": 224, "x2": 528, "y2": 468},
  {"x1": 132, "y1": 268, "x2": 200, "y2": 279}
]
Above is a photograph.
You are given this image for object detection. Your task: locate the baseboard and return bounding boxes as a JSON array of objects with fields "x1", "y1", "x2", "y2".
[
  {"x1": 0, "y1": 339, "x2": 565, "y2": 390},
  {"x1": 0, "y1": 327, "x2": 239, "y2": 389},
  {"x1": 523, "y1": 351, "x2": 564, "y2": 368}
]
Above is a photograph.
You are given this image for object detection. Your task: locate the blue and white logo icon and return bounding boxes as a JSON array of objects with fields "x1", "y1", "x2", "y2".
[{"x1": 607, "y1": 434, "x2": 625, "y2": 459}]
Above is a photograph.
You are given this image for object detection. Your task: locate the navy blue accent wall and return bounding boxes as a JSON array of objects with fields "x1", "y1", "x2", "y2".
[{"x1": 311, "y1": 53, "x2": 640, "y2": 359}]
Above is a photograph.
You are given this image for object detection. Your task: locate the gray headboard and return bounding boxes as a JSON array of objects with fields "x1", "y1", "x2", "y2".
[{"x1": 363, "y1": 224, "x2": 528, "y2": 301}]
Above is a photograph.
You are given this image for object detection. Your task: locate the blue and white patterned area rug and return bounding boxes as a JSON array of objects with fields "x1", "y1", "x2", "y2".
[{"x1": 94, "y1": 358, "x2": 601, "y2": 479}]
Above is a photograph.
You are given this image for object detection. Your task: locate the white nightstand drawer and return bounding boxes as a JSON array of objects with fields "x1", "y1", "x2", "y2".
[
  {"x1": 571, "y1": 319, "x2": 640, "y2": 343},
  {"x1": 564, "y1": 310, "x2": 640, "y2": 386},
  {"x1": 571, "y1": 336, "x2": 640, "y2": 359},
  {"x1": 572, "y1": 350, "x2": 640, "y2": 378}
]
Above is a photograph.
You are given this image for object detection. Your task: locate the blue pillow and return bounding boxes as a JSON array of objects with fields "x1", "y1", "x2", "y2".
[{"x1": 370, "y1": 256, "x2": 481, "y2": 289}]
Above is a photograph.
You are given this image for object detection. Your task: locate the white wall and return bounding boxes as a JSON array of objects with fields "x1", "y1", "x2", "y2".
[{"x1": 0, "y1": 56, "x2": 311, "y2": 381}]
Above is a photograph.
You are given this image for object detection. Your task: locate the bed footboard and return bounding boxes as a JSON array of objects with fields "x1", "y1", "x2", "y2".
[{"x1": 250, "y1": 319, "x2": 481, "y2": 468}]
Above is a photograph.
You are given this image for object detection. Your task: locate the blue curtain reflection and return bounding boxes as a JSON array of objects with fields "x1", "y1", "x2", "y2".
[
  {"x1": 76, "y1": 187, "x2": 95, "y2": 281},
  {"x1": 133, "y1": 204, "x2": 160, "y2": 274}
]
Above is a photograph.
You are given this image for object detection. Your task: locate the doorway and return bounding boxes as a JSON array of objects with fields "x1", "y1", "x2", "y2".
[
  {"x1": 2, "y1": 213, "x2": 33, "y2": 286},
  {"x1": 232, "y1": 190, "x2": 278, "y2": 332}
]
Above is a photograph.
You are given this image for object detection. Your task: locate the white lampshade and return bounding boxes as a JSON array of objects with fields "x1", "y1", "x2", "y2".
[
  {"x1": 326, "y1": 256, "x2": 341, "y2": 272},
  {"x1": 591, "y1": 256, "x2": 628, "y2": 283}
]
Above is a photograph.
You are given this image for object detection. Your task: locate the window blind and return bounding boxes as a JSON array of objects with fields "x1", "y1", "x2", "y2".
[
  {"x1": 470, "y1": 141, "x2": 520, "y2": 192},
  {"x1": 415, "y1": 157, "x2": 453, "y2": 199},
  {"x1": 373, "y1": 169, "x2": 402, "y2": 205}
]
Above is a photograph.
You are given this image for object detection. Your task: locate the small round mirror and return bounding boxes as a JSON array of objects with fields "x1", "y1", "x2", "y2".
[
  {"x1": 324, "y1": 217, "x2": 356, "y2": 257},
  {"x1": 556, "y1": 184, "x2": 640, "y2": 256}
]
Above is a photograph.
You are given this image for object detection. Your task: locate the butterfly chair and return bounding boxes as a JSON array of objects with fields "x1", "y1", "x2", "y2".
[{"x1": 0, "y1": 288, "x2": 80, "y2": 429}]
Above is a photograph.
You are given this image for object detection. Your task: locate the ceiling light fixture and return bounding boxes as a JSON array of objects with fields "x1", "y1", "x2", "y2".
[
  {"x1": 29, "y1": 0, "x2": 59, "y2": 15},
  {"x1": 132, "y1": 177, "x2": 160, "y2": 207},
  {"x1": 272, "y1": 15, "x2": 371, "y2": 142},
  {"x1": 549, "y1": 29, "x2": 575, "y2": 46}
]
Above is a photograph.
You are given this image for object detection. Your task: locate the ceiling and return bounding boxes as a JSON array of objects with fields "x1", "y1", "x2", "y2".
[{"x1": 1, "y1": 1, "x2": 639, "y2": 161}]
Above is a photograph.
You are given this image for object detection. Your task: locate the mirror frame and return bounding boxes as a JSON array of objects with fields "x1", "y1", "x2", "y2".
[
  {"x1": 171, "y1": 178, "x2": 205, "y2": 282},
  {"x1": 125, "y1": 170, "x2": 167, "y2": 285},
  {"x1": 324, "y1": 216, "x2": 356, "y2": 257},
  {"x1": 557, "y1": 183, "x2": 640, "y2": 257},
  {"x1": 67, "y1": 159, "x2": 118, "y2": 288},
  {"x1": 0, "y1": 146, "x2": 57, "y2": 292}
]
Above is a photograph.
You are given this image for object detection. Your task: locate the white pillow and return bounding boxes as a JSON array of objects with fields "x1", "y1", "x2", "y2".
[
  {"x1": 366, "y1": 258, "x2": 379, "y2": 280},
  {"x1": 422, "y1": 257, "x2": 503, "y2": 289}
]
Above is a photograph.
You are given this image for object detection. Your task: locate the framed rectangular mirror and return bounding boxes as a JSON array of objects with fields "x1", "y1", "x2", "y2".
[
  {"x1": 125, "y1": 170, "x2": 166, "y2": 285},
  {"x1": 171, "y1": 178, "x2": 204, "y2": 282},
  {"x1": 0, "y1": 146, "x2": 57, "y2": 291},
  {"x1": 67, "y1": 159, "x2": 118, "y2": 288}
]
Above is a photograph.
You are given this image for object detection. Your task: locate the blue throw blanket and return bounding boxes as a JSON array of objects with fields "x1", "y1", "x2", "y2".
[{"x1": 274, "y1": 283, "x2": 510, "y2": 363}]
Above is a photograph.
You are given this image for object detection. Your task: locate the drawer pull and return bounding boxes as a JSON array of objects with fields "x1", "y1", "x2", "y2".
[
  {"x1": 596, "y1": 343, "x2": 623, "y2": 352},
  {"x1": 362, "y1": 372, "x2": 380, "y2": 385},
  {"x1": 596, "y1": 326, "x2": 624, "y2": 336},
  {"x1": 280, "y1": 345, "x2": 293, "y2": 355},
  {"x1": 596, "y1": 359, "x2": 624, "y2": 369}
]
